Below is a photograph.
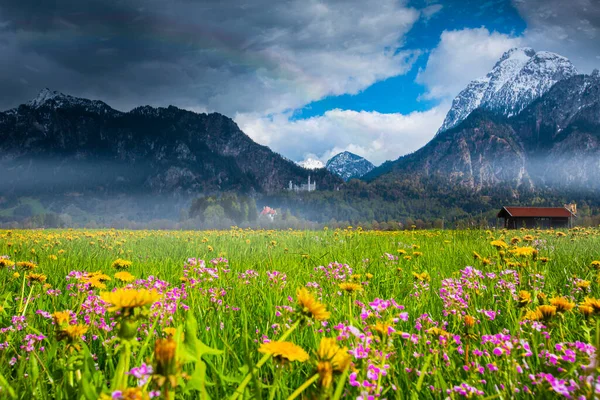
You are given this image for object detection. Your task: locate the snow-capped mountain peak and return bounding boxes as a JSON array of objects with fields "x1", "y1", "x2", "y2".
[
  {"x1": 297, "y1": 157, "x2": 325, "y2": 170},
  {"x1": 482, "y1": 47, "x2": 536, "y2": 100},
  {"x1": 29, "y1": 88, "x2": 64, "y2": 107},
  {"x1": 326, "y1": 151, "x2": 374, "y2": 181},
  {"x1": 438, "y1": 47, "x2": 578, "y2": 133},
  {"x1": 27, "y1": 88, "x2": 118, "y2": 115}
]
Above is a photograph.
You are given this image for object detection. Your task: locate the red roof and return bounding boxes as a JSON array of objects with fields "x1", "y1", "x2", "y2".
[{"x1": 498, "y1": 207, "x2": 573, "y2": 218}]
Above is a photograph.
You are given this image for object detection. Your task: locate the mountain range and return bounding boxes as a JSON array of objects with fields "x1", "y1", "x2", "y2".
[
  {"x1": 1, "y1": 47, "x2": 599, "y2": 225},
  {"x1": 367, "y1": 48, "x2": 600, "y2": 192},
  {"x1": 0, "y1": 89, "x2": 341, "y2": 199},
  {"x1": 296, "y1": 152, "x2": 375, "y2": 182}
]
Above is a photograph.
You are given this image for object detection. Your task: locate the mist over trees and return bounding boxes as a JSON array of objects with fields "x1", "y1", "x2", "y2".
[
  {"x1": 4, "y1": 177, "x2": 600, "y2": 230},
  {"x1": 189, "y1": 194, "x2": 258, "y2": 225}
]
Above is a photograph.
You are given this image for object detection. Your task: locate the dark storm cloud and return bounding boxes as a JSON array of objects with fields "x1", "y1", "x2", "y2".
[
  {"x1": 514, "y1": 0, "x2": 600, "y2": 73},
  {"x1": 0, "y1": 0, "x2": 420, "y2": 113}
]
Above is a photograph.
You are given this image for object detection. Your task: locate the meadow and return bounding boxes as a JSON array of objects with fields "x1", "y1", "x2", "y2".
[{"x1": 1, "y1": 227, "x2": 600, "y2": 399}]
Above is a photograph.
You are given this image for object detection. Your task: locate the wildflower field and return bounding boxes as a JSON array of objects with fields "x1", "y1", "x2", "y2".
[{"x1": 1, "y1": 227, "x2": 600, "y2": 399}]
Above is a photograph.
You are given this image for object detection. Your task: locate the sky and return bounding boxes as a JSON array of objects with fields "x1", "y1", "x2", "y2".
[{"x1": 0, "y1": 0, "x2": 599, "y2": 166}]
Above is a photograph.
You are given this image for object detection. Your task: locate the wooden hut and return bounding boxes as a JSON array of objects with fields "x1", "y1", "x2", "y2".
[{"x1": 497, "y1": 206, "x2": 575, "y2": 229}]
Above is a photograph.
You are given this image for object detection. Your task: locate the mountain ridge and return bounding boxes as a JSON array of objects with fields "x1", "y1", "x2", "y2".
[
  {"x1": 437, "y1": 47, "x2": 578, "y2": 134},
  {"x1": 365, "y1": 71, "x2": 600, "y2": 190},
  {"x1": 326, "y1": 151, "x2": 375, "y2": 181},
  {"x1": 0, "y1": 89, "x2": 341, "y2": 197}
]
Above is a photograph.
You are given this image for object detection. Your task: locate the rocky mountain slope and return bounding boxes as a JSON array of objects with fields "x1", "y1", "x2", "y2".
[
  {"x1": 326, "y1": 151, "x2": 375, "y2": 181},
  {"x1": 438, "y1": 48, "x2": 578, "y2": 133},
  {"x1": 366, "y1": 71, "x2": 600, "y2": 190},
  {"x1": 0, "y1": 89, "x2": 340, "y2": 197}
]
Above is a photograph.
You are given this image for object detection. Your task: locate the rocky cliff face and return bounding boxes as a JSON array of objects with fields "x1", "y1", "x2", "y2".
[
  {"x1": 367, "y1": 72, "x2": 600, "y2": 190},
  {"x1": 438, "y1": 48, "x2": 578, "y2": 133},
  {"x1": 0, "y1": 89, "x2": 340, "y2": 197},
  {"x1": 326, "y1": 151, "x2": 375, "y2": 181}
]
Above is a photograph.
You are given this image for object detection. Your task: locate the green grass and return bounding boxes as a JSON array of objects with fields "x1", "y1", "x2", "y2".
[{"x1": 0, "y1": 227, "x2": 599, "y2": 399}]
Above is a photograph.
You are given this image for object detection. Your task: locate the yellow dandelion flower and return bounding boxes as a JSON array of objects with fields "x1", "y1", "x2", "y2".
[
  {"x1": 296, "y1": 287, "x2": 330, "y2": 321},
  {"x1": 26, "y1": 273, "x2": 47, "y2": 284},
  {"x1": 100, "y1": 387, "x2": 148, "y2": 400},
  {"x1": 111, "y1": 259, "x2": 133, "y2": 270},
  {"x1": 86, "y1": 277, "x2": 107, "y2": 289},
  {"x1": 0, "y1": 258, "x2": 14, "y2": 268},
  {"x1": 591, "y1": 260, "x2": 600, "y2": 269},
  {"x1": 581, "y1": 297, "x2": 600, "y2": 314},
  {"x1": 510, "y1": 237, "x2": 522, "y2": 244},
  {"x1": 154, "y1": 337, "x2": 178, "y2": 379},
  {"x1": 60, "y1": 324, "x2": 89, "y2": 341},
  {"x1": 523, "y1": 309, "x2": 542, "y2": 321},
  {"x1": 258, "y1": 341, "x2": 309, "y2": 363},
  {"x1": 425, "y1": 327, "x2": 450, "y2": 338},
  {"x1": 163, "y1": 327, "x2": 177, "y2": 337},
  {"x1": 115, "y1": 271, "x2": 135, "y2": 282},
  {"x1": 372, "y1": 321, "x2": 392, "y2": 336},
  {"x1": 17, "y1": 261, "x2": 37, "y2": 271},
  {"x1": 412, "y1": 272, "x2": 430, "y2": 282},
  {"x1": 53, "y1": 311, "x2": 72, "y2": 326},
  {"x1": 87, "y1": 271, "x2": 112, "y2": 282},
  {"x1": 550, "y1": 296, "x2": 575, "y2": 312},
  {"x1": 100, "y1": 288, "x2": 161, "y2": 312},
  {"x1": 316, "y1": 338, "x2": 351, "y2": 388},
  {"x1": 556, "y1": 232, "x2": 566, "y2": 237},
  {"x1": 339, "y1": 282, "x2": 363, "y2": 293},
  {"x1": 517, "y1": 290, "x2": 532, "y2": 307},
  {"x1": 490, "y1": 240, "x2": 508, "y2": 249},
  {"x1": 537, "y1": 305, "x2": 557, "y2": 320},
  {"x1": 579, "y1": 305, "x2": 594, "y2": 318},
  {"x1": 509, "y1": 247, "x2": 537, "y2": 258},
  {"x1": 576, "y1": 280, "x2": 591, "y2": 289},
  {"x1": 464, "y1": 315, "x2": 476, "y2": 328}
]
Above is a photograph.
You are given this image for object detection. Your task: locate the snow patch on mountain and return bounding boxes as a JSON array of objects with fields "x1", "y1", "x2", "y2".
[
  {"x1": 27, "y1": 88, "x2": 118, "y2": 115},
  {"x1": 438, "y1": 48, "x2": 578, "y2": 133},
  {"x1": 297, "y1": 157, "x2": 325, "y2": 170},
  {"x1": 326, "y1": 151, "x2": 374, "y2": 181}
]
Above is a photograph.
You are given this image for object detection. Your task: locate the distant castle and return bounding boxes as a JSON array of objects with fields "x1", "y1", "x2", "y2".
[{"x1": 288, "y1": 175, "x2": 317, "y2": 192}]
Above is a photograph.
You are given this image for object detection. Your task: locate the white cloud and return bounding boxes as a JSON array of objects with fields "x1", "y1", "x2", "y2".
[
  {"x1": 416, "y1": 27, "x2": 522, "y2": 100},
  {"x1": 422, "y1": 4, "x2": 443, "y2": 20},
  {"x1": 514, "y1": 0, "x2": 600, "y2": 73},
  {"x1": 235, "y1": 105, "x2": 449, "y2": 166}
]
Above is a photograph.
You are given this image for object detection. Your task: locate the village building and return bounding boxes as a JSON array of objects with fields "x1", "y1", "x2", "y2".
[{"x1": 497, "y1": 205, "x2": 576, "y2": 229}]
